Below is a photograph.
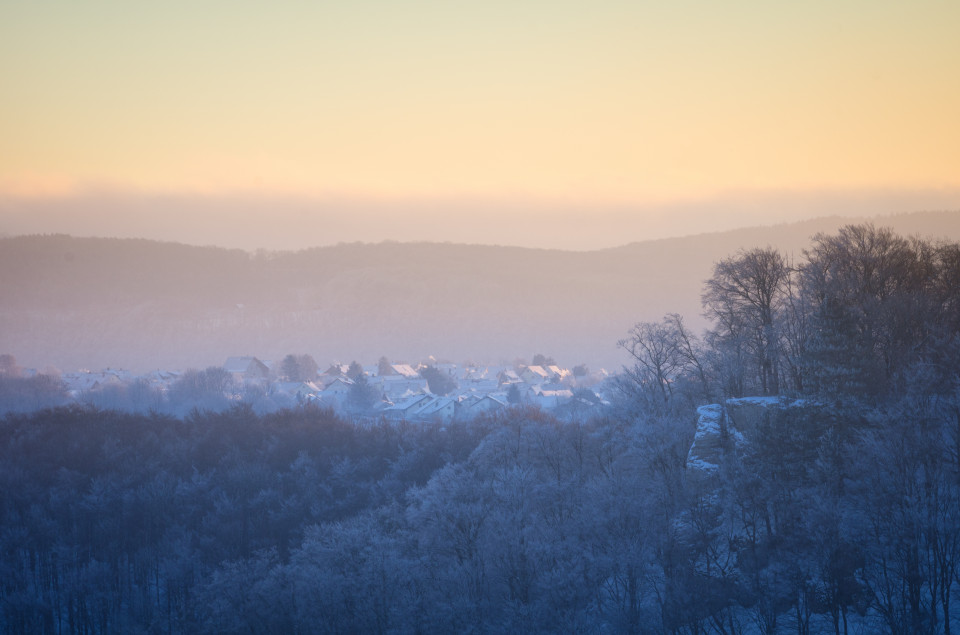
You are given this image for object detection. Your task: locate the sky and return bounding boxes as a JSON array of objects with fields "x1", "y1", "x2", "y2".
[{"x1": 1, "y1": 1, "x2": 959, "y2": 248}]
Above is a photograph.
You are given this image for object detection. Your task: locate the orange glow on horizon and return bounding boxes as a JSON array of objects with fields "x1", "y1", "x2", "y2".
[{"x1": 1, "y1": 1, "x2": 958, "y2": 207}]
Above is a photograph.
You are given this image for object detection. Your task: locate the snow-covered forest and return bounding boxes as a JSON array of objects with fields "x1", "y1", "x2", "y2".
[{"x1": 2, "y1": 223, "x2": 960, "y2": 633}]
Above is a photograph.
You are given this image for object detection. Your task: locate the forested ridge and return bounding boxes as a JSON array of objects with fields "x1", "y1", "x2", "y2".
[
  {"x1": 2, "y1": 211, "x2": 958, "y2": 372},
  {"x1": 3, "y1": 223, "x2": 960, "y2": 634}
]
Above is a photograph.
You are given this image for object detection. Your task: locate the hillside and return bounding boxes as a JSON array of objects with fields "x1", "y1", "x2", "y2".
[{"x1": 2, "y1": 211, "x2": 958, "y2": 372}]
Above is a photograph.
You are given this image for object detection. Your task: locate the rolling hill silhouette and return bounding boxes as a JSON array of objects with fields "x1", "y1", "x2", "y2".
[{"x1": 2, "y1": 211, "x2": 957, "y2": 372}]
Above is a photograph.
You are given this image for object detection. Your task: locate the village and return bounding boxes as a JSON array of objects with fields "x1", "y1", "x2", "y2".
[{"x1": 50, "y1": 355, "x2": 617, "y2": 421}]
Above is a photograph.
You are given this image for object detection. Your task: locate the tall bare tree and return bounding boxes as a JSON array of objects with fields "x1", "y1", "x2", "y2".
[
  {"x1": 703, "y1": 247, "x2": 790, "y2": 395},
  {"x1": 619, "y1": 313, "x2": 709, "y2": 405}
]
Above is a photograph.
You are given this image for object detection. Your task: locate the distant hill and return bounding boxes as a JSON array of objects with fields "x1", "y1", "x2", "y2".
[{"x1": 2, "y1": 211, "x2": 958, "y2": 372}]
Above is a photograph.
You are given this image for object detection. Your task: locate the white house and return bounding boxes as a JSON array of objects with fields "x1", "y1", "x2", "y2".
[
  {"x1": 391, "y1": 364, "x2": 421, "y2": 379},
  {"x1": 462, "y1": 394, "x2": 507, "y2": 418},
  {"x1": 498, "y1": 369, "x2": 522, "y2": 385},
  {"x1": 416, "y1": 396, "x2": 458, "y2": 421},
  {"x1": 319, "y1": 376, "x2": 354, "y2": 407},
  {"x1": 520, "y1": 365, "x2": 550, "y2": 385},
  {"x1": 383, "y1": 393, "x2": 434, "y2": 419},
  {"x1": 531, "y1": 388, "x2": 573, "y2": 409},
  {"x1": 223, "y1": 357, "x2": 270, "y2": 384},
  {"x1": 378, "y1": 375, "x2": 430, "y2": 400}
]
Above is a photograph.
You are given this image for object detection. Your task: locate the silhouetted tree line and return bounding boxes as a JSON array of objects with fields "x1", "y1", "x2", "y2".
[
  {"x1": 0, "y1": 373, "x2": 68, "y2": 413},
  {"x1": 2, "y1": 224, "x2": 959, "y2": 633},
  {"x1": 0, "y1": 356, "x2": 68, "y2": 414},
  {"x1": 613, "y1": 224, "x2": 960, "y2": 633},
  {"x1": 621, "y1": 223, "x2": 960, "y2": 408}
]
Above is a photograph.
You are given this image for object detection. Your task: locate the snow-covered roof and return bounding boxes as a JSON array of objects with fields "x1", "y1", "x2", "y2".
[
  {"x1": 524, "y1": 365, "x2": 550, "y2": 378},
  {"x1": 321, "y1": 376, "x2": 354, "y2": 391},
  {"x1": 475, "y1": 395, "x2": 506, "y2": 407},
  {"x1": 383, "y1": 393, "x2": 432, "y2": 414},
  {"x1": 463, "y1": 378, "x2": 499, "y2": 391},
  {"x1": 499, "y1": 370, "x2": 521, "y2": 382},
  {"x1": 417, "y1": 396, "x2": 457, "y2": 417},
  {"x1": 391, "y1": 364, "x2": 421, "y2": 379},
  {"x1": 223, "y1": 356, "x2": 268, "y2": 375},
  {"x1": 536, "y1": 388, "x2": 573, "y2": 398},
  {"x1": 275, "y1": 380, "x2": 322, "y2": 394}
]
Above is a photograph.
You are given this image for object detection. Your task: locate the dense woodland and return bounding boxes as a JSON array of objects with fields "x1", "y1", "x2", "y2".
[{"x1": 2, "y1": 224, "x2": 960, "y2": 633}]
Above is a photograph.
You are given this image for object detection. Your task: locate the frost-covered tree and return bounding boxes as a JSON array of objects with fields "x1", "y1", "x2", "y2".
[
  {"x1": 703, "y1": 247, "x2": 790, "y2": 396},
  {"x1": 279, "y1": 353, "x2": 318, "y2": 382},
  {"x1": 420, "y1": 365, "x2": 457, "y2": 396},
  {"x1": 531, "y1": 353, "x2": 555, "y2": 366},
  {"x1": 168, "y1": 366, "x2": 234, "y2": 412},
  {"x1": 800, "y1": 224, "x2": 945, "y2": 399},
  {"x1": 346, "y1": 373, "x2": 378, "y2": 414},
  {"x1": 619, "y1": 313, "x2": 708, "y2": 407},
  {"x1": 346, "y1": 360, "x2": 365, "y2": 381}
]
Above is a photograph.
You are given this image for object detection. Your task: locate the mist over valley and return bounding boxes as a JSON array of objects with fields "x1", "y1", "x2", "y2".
[{"x1": 3, "y1": 210, "x2": 958, "y2": 374}]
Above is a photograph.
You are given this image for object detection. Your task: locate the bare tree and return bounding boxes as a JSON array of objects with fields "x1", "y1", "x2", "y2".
[
  {"x1": 800, "y1": 224, "x2": 939, "y2": 398},
  {"x1": 619, "y1": 318, "x2": 685, "y2": 404},
  {"x1": 664, "y1": 312, "x2": 713, "y2": 402},
  {"x1": 619, "y1": 313, "x2": 709, "y2": 406},
  {"x1": 703, "y1": 247, "x2": 790, "y2": 395}
]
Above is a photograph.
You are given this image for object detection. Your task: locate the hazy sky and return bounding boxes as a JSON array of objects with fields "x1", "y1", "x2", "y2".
[{"x1": 2, "y1": 1, "x2": 958, "y2": 247}]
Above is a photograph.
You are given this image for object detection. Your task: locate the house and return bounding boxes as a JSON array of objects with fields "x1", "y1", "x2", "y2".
[
  {"x1": 531, "y1": 388, "x2": 574, "y2": 409},
  {"x1": 462, "y1": 377, "x2": 500, "y2": 394},
  {"x1": 460, "y1": 365, "x2": 486, "y2": 382},
  {"x1": 383, "y1": 393, "x2": 434, "y2": 419},
  {"x1": 318, "y1": 376, "x2": 354, "y2": 407},
  {"x1": 435, "y1": 363, "x2": 458, "y2": 377},
  {"x1": 62, "y1": 371, "x2": 104, "y2": 395},
  {"x1": 553, "y1": 389, "x2": 608, "y2": 419},
  {"x1": 321, "y1": 376, "x2": 354, "y2": 394},
  {"x1": 462, "y1": 394, "x2": 507, "y2": 418},
  {"x1": 274, "y1": 380, "x2": 322, "y2": 401},
  {"x1": 498, "y1": 369, "x2": 522, "y2": 386},
  {"x1": 520, "y1": 365, "x2": 550, "y2": 385},
  {"x1": 417, "y1": 396, "x2": 458, "y2": 421},
  {"x1": 223, "y1": 357, "x2": 270, "y2": 384},
  {"x1": 378, "y1": 375, "x2": 430, "y2": 400},
  {"x1": 62, "y1": 369, "x2": 129, "y2": 395},
  {"x1": 390, "y1": 364, "x2": 421, "y2": 379},
  {"x1": 149, "y1": 369, "x2": 180, "y2": 383},
  {"x1": 321, "y1": 363, "x2": 350, "y2": 378}
]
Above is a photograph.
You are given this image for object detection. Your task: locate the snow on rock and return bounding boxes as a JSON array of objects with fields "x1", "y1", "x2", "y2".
[
  {"x1": 727, "y1": 396, "x2": 811, "y2": 409},
  {"x1": 696, "y1": 404, "x2": 723, "y2": 433},
  {"x1": 686, "y1": 404, "x2": 726, "y2": 474},
  {"x1": 727, "y1": 396, "x2": 783, "y2": 407},
  {"x1": 687, "y1": 396, "x2": 811, "y2": 474},
  {"x1": 686, "y1": 457, "x2": 720, "y2": 472}
]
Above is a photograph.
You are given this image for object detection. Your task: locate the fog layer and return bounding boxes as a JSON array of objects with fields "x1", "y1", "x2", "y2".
[
  {"x1": 2, "y1": 188, "x2": 958, "y2": 251},
  {"x1": 2, "y1": 211, "x2": 958, "y2": 373}
]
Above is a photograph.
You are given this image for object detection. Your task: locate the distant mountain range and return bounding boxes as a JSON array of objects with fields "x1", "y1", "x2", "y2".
[{"x1": 2, "y1": 211, "x2": 958, "y2": 373}]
